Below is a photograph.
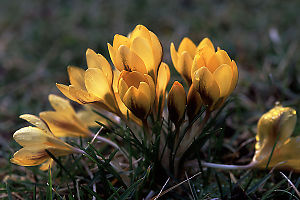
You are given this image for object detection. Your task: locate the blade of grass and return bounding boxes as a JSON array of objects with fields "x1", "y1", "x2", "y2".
[
  {"x1": 47, "y1": 168, "x2": 53, "y2": 200},
  {"x1": 5, "y1": 182, "x2": 12, "y2": 200}
]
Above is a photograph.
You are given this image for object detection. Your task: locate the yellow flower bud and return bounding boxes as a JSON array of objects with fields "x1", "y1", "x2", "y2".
[
  {"x1": 167, "y1": 81, "x2": 187, "y2": 125},
  {"x1": 108, "y1": 25, "x2": 163, "y2": 81},
  {"x1": 118, "y1": 71, "x2": 155, "y2": 120},
  {"x1": 155, "y1": 62, "x2": 170, "y2": 115},
  {"x1": 186, "y1": 84, "x2": 203, "y2": 122},
  {"x1": 170, "y1": 37, "x2": 214, "y2": 86}
]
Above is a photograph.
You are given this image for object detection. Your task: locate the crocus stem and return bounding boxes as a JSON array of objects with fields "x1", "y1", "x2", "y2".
[
  {"x1": 91, "y1": 134, "x2": 120, "y2": 150},
  {"x1": 201, "y1": 161, "x2": 256, "y2": 170},
  {"x1": 143, "y1": 120, "x2": 151, "y2": 143}
]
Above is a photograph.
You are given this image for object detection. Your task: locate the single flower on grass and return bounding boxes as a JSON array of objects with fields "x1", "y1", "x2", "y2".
[
  {"x1": 11, "y1": 114, "x2": 81, "y2": 170},
  {"x1": 252, "y1": 104, "x2": 298, "y2": 170},
  {"x1": 201, "y1": 104, "x2": 300, "y2": 171}
]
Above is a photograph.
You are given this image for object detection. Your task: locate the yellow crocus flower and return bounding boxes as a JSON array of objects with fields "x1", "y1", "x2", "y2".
[
  {"x1": 191, "y1": 39, "x2": 238, "y2": 110},
  {"x1": 118, "y1": 70, "x2": 155, "y2": 120},
  {"x1": 11, "y1": 114, "x2": 80, "y2": 170},
  {"x1": 170, "y1": 37, "x2": 213, "y2": 86},
  {"x1": 252, "y1": 104, "x2": 300, "y2": 170},
  {"x1": 56, "y1": 49, "x2": 121, "y2": 115},
  {"x1": 167, "y1": 81, "x2": 187, "y2": 125},
  {"x1": 40, "y1": 94, "x2": 106, "y2": 138},
  {"x1": 108, "y1": 25, "x2": 163, "y2": 81}
]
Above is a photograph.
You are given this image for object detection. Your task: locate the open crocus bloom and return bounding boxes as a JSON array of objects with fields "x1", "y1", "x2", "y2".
[
  {"x1": 252, "y1": 104, "x2": 299, "y2": 170},
  {"x1": 11, "y1": 114, "x2": 79, "y2": 170},
  {"x1": 56, "y1": 49, "x2": 120, "y2": 115},
  {"x1": 170, "y1": 37, "x2": 213, "y2": 86},
  {"x1": 191, "y1": 39, "x2": 238, "y2": 110},
  {"x1": 40, "y1": 94, "x2": 106, "y2": 138},
  {"x1": 118, "y1": 71, "x2": 155, "y2": 120},
  {"x1": 108, "y1": 24, "x2": 163, "y2": 81}
]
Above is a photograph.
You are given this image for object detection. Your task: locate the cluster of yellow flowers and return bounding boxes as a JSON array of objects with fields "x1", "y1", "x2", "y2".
[{"x1": 11, "y1": 25, "x2": 299, "y2": 173}]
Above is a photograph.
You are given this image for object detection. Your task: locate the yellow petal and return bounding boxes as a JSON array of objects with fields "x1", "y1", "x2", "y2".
[
  {"x1": 149, "y1": 31, "x2": 163, "y2": 69},
  {"x1": 156, "y1": 62, "x2": 170, "y2": 114},
  {"x1": 178, "y1": 51, "x2": 193, "y2": 86},
  {"x1": 11, "y1": 147, "x2": 49, "y2": 166},
  {"x1": 130, "y1": 25, "x2": 151, "y2": 43},
  {"x1": 228, "y1": 60, "x2": 239, "y2": 94},
  {"x1": 48, "y1": 94, "x2": 76, "y2": 115},
  {"x1": 84, "y1": 68, "x2": 117, "y2": 112},
  {"x1": 131, "y1": 37, "x2": 155, "y2": 78},
  {"x1": 67, "y1": 66, "x2": 86, "y2": 90},
  {"x1": 213, "y1": 64, "x2": 233, "y2": 97},
  {"x1": 13, "y1": 127, "x2": 48, "y2": 147},
  {"x1": 255, "y1": 137, "x2": 300, "y2": 170},
  {"x1": 76, "y1": 106, "x2": 107, "y2": 127},
  {"x1": 86, "y1": 49, "x2": 113, "y2": 85},
  {"x1": 115, "y1": 92, "x2": 142, "y2": 125},
  {"x1": 85, "y1": 68, "x2": 112, "y2": 99},
  {"x1": 191, "y1": 54, "x2": 206, "y2": 80},
  {"x1": 254, "y1": 105, "x2": 297, "y2": 162},
  {"x1": 112, "y1": 69, "x2": 121, "y2": 93},
  {"x1": 170, "y1": 42, "x2": 179, "y2": 70},
  {"x1": 192, "y1": 67, "x2": 220, "y2": 105},
  {"x1": 116, "y1": 45, "x2": 147, "y2": 73},
  {"x1": 207, "y1": 52, "x2": 223, "y2": 73},
  {"x1": 113, "y1": 34, "x2": 130, "y2": 48},
  {"x1": 39, "y1": 111, "x2": 91, "y2": 138},
  {"x1": 108, "y1": 43, "x2": 119, "y2": 70},
  {"x1": 119, "y1": 71, "x2": 146, "y2": 89},
  {"x1": 143, "y1": 74, "x2": 155, "y2": 106},
  {"x1": 197, "y1": 38, "x2": 214, "y2": 51},
  {"x1": 39, "y1": 159, "x2": 54, "y2": 171},
  {"x1": 123, "y1": 85, "x2": 151, "y2": 119},
  {"x1": 19, "y1": 114, "x2": 52, "y2": 135},
  {"x1": 118, "y1": 78, "x2": 129, "y2": 100},
  {"x1": 69, "y1": 85, "x2": 102, "y2": 104},
  {"x1": 56, "y1": 84, "x2": 79, "y2": 103},
  {"x1": 197, "y1": 45, "x2": 215, "y2": 61},
  {"x1": 167, "y1": 81, "x2": 187, "y2": 124},
  {"x1": 178, "y1": 37, "x2": 197, "y2": 57},
  {"x1": 216, "y1": 50, "x2": 231, "y2": 65}
]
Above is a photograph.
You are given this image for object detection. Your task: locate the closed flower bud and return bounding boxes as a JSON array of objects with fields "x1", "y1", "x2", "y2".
[
  {"x1": 167, "y1": 81, "x2": 187, "y2": 125},
  {"x1": 118, "y1": 71, "x2": 155, "y2": 120},
  {"x1": 186, "y1": 84, "x2": 203, "y2": 122}
]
